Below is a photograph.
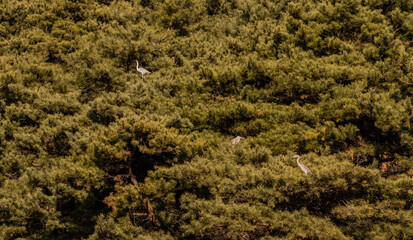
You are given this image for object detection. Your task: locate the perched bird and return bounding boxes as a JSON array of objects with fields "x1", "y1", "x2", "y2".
[
  {"x1": 292, "y1": 155, "x2": 313, "y2": 175},
  {"x1": 136, "y1": 60, "x2": 151, "y2": 77},
  {"x1": 231, "y1": 136, "x2": 243, "y2": 145}
]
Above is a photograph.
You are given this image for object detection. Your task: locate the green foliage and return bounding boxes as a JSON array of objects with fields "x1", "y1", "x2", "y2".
[{"x1": 1, "y1": 0, "x2": 412, "y2": 239}]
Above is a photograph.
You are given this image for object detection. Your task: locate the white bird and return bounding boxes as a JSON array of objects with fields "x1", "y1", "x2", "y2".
[
  {"x1": 136, "y1": 60, "x2": 151, "y2": 77},
  {"x1": 231, "y1": 136, "x2": 243, "y2": 145},
  {"x1": 292, "y1": 155, "x2": 313, "y2": 175}
]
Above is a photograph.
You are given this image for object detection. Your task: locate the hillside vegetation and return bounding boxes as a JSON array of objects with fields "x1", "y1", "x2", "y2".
[{"x1": 0, "y1": 0, "x2": 412, "y2": 239}]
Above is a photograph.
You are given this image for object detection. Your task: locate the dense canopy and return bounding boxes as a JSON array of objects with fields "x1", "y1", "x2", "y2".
[{"x1": 0, "y1": 0, "x2": 412, "y2": 239}]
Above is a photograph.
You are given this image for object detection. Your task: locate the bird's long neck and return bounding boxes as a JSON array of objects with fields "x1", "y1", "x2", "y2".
[
  {"x1": 136, "y1": 61, "x2": 139, "y2": 68},
  {"x1": 296, "y1": 157, "x2": 300, "y2": 164}
]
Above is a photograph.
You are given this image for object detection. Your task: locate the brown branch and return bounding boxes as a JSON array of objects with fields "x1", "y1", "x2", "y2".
[
  {"x1": 125, "y1": 151, "x2": 138, "y2": 186},
  {"x1": 396, "y1": 77, "x2": 412, "y2": 85},
  {"x1": 146, "y1": 199, "x2": 161, "y2": 227}
]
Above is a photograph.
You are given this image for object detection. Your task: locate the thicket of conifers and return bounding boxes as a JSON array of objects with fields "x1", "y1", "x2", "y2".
[{"x1": 0, "y1": 0, "x2": 412, "y2": 239}]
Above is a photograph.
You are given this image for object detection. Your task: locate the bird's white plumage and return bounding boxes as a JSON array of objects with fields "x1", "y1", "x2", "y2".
[
  {"x1": 292, "y1": 155, "x2": 313, "y2": 175},
  {"x1": 136, "y1": 61, "x2": 151, "y2": 76},
  {"x1": 231, "y1": 136, "x2": 243, "y2": 145}
]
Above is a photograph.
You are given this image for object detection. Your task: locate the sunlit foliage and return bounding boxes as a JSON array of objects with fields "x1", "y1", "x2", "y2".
[{"x1": 0, "y1": 0, "x2": 412, "y2": 239}]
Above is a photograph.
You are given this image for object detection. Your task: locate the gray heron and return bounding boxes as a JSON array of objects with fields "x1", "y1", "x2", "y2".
[
  {"x1": 136, "y1": 60, "x2": 151, "y2": 77},
  {"x1": 292, "y1": 155, "x2": 313, "y2": 175},
  {"x1": 231, "y1": 136, "x2": 243, "y2": 145}
]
